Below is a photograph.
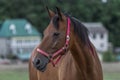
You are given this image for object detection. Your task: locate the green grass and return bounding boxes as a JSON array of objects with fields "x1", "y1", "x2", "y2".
[
  {"x1": 0, "y1": 70, "x2": 28, "y2": 80},
  {"x1": 0, "y1": 70, "x2": 120, "y2": 80},
  {"x1": 104, "y1": 73, "x2": 120, "y2": 80}
]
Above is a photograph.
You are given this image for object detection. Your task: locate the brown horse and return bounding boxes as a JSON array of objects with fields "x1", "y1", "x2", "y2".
[{"x1": 29, "y1": 7, "x2": 103, "y2": 80}]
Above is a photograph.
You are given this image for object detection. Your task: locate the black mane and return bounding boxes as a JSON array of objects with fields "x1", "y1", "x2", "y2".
[
  {"x1": 70, "y1": 16, "x2": 89, "y2": 45},
  {"x1": 52, "y1": 14, "x2": 90, "y2": 45}
]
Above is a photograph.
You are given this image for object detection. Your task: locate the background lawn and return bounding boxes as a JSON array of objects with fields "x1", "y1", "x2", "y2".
[
  {"x1": 0, "y1": 63, "x2": 120, "y2": 80},
  {"x1": 104, "y1": 72, "x2": 120, "y2": 80},
  {"x1": 0, "y1": 69, "x2": 28, "y2": 80},
  {"x1": 0, "y1": 70, "x2": 120, "y2": 80}
]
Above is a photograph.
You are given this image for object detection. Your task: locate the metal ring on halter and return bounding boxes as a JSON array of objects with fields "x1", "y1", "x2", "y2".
[{"x1": 66, "y1": 35, "x2": 70, "y2": 40}]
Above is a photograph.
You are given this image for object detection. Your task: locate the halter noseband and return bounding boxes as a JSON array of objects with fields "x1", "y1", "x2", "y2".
[{"x1": 37, "y1": 17, "x2": 71, "y2": 67}]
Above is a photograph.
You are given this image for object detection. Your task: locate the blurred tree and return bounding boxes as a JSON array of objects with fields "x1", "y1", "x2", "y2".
[
  {"x1": 103, "y1": 51, "x2": 116, "y2": 62},
  {"x1": 0, "y1": 0, "x2": 48, "y2": 33},
  {"x1": 0, "y1": 0, "x2": 120, "y2": 47}
]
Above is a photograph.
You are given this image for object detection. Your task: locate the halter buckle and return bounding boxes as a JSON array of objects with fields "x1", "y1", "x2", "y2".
[{"x1": 66, "y1": 35, "x2": 70, "y2": 41}]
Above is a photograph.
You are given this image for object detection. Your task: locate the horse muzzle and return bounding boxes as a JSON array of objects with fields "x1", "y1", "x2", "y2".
[{"x1": 33, "y1": 54, "x2": 49, "y2": 72}]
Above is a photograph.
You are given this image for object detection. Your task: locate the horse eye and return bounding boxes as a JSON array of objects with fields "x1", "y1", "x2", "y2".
[{"x1": 53, "y1": 32, "x2": 60, "y2": 37}]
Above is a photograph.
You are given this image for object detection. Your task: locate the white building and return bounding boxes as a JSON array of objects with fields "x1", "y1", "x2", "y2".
[
  {"x1": 0, "y1": 19, "x2": 42, "y2": 60},
  {"x1": 84, "y1": 22, "x2": 109, "y2": 53}
]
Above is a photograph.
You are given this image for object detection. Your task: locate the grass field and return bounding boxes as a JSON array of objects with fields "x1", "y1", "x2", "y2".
[
  {"x1": 104, "y1": 72, "x2": 120, "y2": 80},
  {"x1": 0, "y1": 70, "x2": 120, "y2": 80},
  {"x1": 0, "y1": 63, "x2": 120, "y2": 80},
  {"x1": 0, "y1": 70, "x2": 28, "y2": 80}
]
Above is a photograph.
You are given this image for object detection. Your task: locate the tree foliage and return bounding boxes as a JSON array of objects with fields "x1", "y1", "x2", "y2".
[
  {"x1": 103, "y1": 51, "x2": 116, "y2": 62},
  {"x1": 0, "y1": 0, "x2": 120, "y2": 47}
]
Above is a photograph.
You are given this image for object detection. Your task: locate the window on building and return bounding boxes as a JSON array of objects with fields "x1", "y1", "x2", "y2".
[
  {"x1": 25, "y1": 40, "x2": 31, "y2": 43},
  {"x1": 17, "y1": 40, "x2": 22, "y2": 44},
  {"x1": 100, "y1": 33, "x2": 104, "y2": 39},
  {"x1": 93, "y1": 33, "x2": 96, "y2": 39},
  {"x1": 25, "y1": 24, "x2": 32, "y2": 34},
  {"x1": 9, "y1": 24, "x2": 16, "y2": 34}
]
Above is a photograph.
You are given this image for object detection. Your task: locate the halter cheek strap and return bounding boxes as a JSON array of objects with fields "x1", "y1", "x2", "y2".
[{"x1": 37, "y1": 17, "x2": 71, "y2": 67}]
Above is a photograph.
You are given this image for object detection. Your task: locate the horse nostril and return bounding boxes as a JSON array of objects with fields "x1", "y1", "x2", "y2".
[
  {"x1": 37, "y1": 58, "x2": 40, "y2": 63},
  {"x1": 33, "y1": 55, "x2": 49, "y2": 72},
  {"x1": 33, "y1": 58, "x2": 41, "y2": 67}
]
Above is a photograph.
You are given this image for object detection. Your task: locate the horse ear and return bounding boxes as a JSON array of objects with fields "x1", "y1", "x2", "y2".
[
  {"x1": 46, "y1": 7, "x2": 55, "y2": 19},
  {"x1": 56, "y1": 7, "x2": 63, "y2": 20}
]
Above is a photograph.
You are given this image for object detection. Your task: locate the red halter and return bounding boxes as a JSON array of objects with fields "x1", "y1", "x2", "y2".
[{"x1": 37, "y1": 17, "x2": 71, "y2": 67}]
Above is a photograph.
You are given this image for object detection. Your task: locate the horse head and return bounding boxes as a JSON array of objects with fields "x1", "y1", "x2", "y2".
[{"x1": 33, "y1": 7, "x2": 74, "y2": 72}]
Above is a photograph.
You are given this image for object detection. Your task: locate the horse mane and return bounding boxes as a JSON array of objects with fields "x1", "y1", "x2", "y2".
[
  {"x1": 70, "y1": 16, "x2": 89, "y2": 45},
  {"x1": 52, "y1": 13, "x2": 90, "y2": 46}
]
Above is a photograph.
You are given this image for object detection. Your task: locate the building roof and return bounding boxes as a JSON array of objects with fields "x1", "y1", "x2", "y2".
[
  {"x1": 0, "y1": 19, "x2": 40, "y2": 37},
  {"x1": 83, "y1": 22, "x2": 108, "y2": 34}
]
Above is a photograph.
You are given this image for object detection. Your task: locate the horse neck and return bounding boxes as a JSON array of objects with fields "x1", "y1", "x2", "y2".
[
  {"x1": 70, "y1": 35, "x2": 94, "y2": 71},
  {"x1": 69, "y1": 34, "x2": 103, "y2": 80}
]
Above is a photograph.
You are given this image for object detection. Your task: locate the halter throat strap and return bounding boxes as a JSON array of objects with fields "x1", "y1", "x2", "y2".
[{"x1": 37, "y1": 17, "x2": 71, "y2": 66}]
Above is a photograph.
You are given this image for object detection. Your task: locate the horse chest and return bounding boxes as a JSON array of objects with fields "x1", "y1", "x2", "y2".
[{"x1": 58, "y1": 53, "x2": 81, "y2": 80}]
